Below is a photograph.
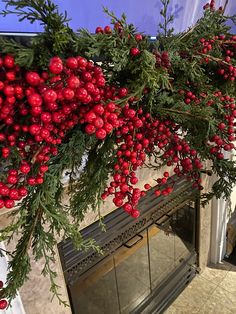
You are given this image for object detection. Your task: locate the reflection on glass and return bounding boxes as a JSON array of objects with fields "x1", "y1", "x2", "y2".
[
  {"x1": 171, "y1": 205, "x2": 195, "y2": 264},
  {"x1": 71, "y1": 256, "x2": 120, "y2": 314},
  {"x1": 69, "y1": 205, "x2": 196, "y2": 314},
  {"x1": 148, "y1": 225, "x2": 176, "y2": 289},
  {"x1": 114, "y1": 230, "x2": 151, "y2": 314}
]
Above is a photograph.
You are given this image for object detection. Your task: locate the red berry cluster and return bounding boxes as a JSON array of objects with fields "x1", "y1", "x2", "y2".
[
  {"x1": 0, "y1": 280, "x2": 7, "y2": 310},
  {"x1": 0, "y1": 53, "x2": 117, "y2": 209},
  {"x1": 198, "y1": 35, "x2": 236, "y2": 81},
  {"x1": 153, "y1": 51, "x2": 171, "y2": 69},
  {"x1": 203, "y1": 0, "x2": 215, "y2": 10},
  {"x1": 82, "y1": 88, "x2": 128, "y2": 139},
  {"x1": 208, "y1": 92, "x2": 235, "y2": 158},
  {"x1": 101, "y1": 101, "x2": 205, "y2": 218},
  {"x1": 178, "y1": 88, "x2": 235, "y2": 158}
]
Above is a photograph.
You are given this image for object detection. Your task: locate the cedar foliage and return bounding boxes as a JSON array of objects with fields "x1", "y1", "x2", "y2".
[{"x1": 0, "y1": 0, "x2": 235, "y2": 305}]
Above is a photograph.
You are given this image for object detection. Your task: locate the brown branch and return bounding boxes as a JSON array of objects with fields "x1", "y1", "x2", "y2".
[
  {"x1": 223, "y1": 0, "x2": 229, "y2": 13},
  {"x1": 162, "y1": 108, "x2": 209, "y2": 121}
]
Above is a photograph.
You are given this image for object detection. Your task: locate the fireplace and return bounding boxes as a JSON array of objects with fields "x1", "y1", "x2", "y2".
[{"x1": 58, "y1": 176, "x2": 200, "y2": 314}]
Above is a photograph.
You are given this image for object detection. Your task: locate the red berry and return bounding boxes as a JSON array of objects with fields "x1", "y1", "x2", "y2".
[
  {"x1": 104, "y1": 25, "x2": 112, "y2": 34},
  {"x1": 0, "y1": 299, "x2": 8, "y2": 310},
  {"x1": 95, "y1": 26, "x2": 104, "y2": 34},
  {"x1": 3, "y1": 55, "x2": 15, "y2": 68},
  {"x1": 144, "y1": 184, "x2": 151, "y2": 190},
  {"x1": 131, "y1": 209, "x2": 140, "y2": 218},
  {"x1": 7, "y1": 175, "x2": 18, "y2": 184},
  {"x1": 93, "y1": 117, "x2": 104, "y2": 128},
  {"x1": 95, "y1": 128, "x2": 107, "y2": 140},
  {"x1": 20, "y1": 164, "x2": 31, "y2": 174},
  {"x1": 49, "y1": 57, "x2": 63, "y2": 74},
  {"x1": 26, "y1": 72, "x2": 41, "y2": 86},
  {"x1": 85, "y1": 124, "x2": 96, "y2": 135},
  {"x1": 66, "y1": 57, "x2": 78, "y2": 69},
  {"x1": 123, "y1": 203, "x2": 133, "y2": 213},
  {"x1": 39, "y1": 165, "x2": 49, "y2": 173},
  {"x1": 44, "y1": 89, "x2": 57, "y2": 103},
  {"x1": 18, "y1": 187, "x2": 28, "y2": 197},
  {"x1": 36, "y1": 177, "x2": 44, "y2": 184},
  {"x1": 130, "y1": 47, "x2": 140, "y2": 56},
  {"x1": 154, "y1": 190, "x2": 161, "y2": 197},
  {"x1": 4, "y1": 199, "x2": 15, "y2": 209},
  {"x1": 9, "y1": 189, "x2": 19, "y2": 200},
  {"x1": 0, "y1": 200, "x2": 5, "y2": 208},
  {"x1": 67, "y1": 76, "x2": 80, "y2": 89},
  {"x1": 135, "y1": 34, "x2": 143, "y2": 41},
  {"x1": 28, "y1": 93, "x2": 43, "y2": 107}
]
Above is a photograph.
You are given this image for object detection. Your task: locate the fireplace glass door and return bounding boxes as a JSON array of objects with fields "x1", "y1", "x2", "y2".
[{"x1": 68, "y1": 202, "x2": 196, "y2": 314}]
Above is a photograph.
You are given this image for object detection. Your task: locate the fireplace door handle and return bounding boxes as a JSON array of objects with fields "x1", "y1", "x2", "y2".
[
  {"x1": 155, "y1": 215, "x2": 170, "y2": 227},
  {"x1": 123, "y1": 234, "x2": 143, "y2": 248}
]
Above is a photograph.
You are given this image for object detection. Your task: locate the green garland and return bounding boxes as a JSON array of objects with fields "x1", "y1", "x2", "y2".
[{"x1": 0, "y1": 0, "x2": 235, "y2": 306}]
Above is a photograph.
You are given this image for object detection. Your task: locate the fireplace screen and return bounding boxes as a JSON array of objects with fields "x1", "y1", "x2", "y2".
[{"x1": 58, "y1": 177, "x2": 199, "y2": 314}]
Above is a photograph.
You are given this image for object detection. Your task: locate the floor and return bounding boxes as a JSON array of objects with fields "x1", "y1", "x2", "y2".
[{"x1": 165, "y1": 260, "x2": 236, "y2": 314}]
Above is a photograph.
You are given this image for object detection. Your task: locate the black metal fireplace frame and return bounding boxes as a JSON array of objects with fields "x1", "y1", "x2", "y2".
[{"x1": 58, "y1": 175, "x2": 200, "y2": 313}]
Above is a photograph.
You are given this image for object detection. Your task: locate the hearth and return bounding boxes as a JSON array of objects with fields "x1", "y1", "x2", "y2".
[{"x1": 58, "y1": 176, "x2": 200, "y2": 314}]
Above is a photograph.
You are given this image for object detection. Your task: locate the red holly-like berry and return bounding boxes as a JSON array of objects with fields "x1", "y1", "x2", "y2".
[
  {"x1": 93, "y1": 117, "x2": 104, "y2": 128},
  {"x1": 95, "y1": 26, "x2": 104, "y2": 34},
  {"x1": 104, "y1": 26, "x2": 112, "y2": 34},
  {"x1": 113, "y1": 197, "x2": 124, "y2": 207},
  {"x1": 95, "y1": 128, "x2": 107, "y2": 140},
  {"x1": 36, "y1": 177, "x2": 44, "y2": 184},
  {"x1": 18, "y1": 187, "x2": 28, "y2": 197},
  {"x1": 144, "y1": 184, "x2": 151, "y2": 190},
  {"x1": 218, "y1": 122, "x2": 226, "y2": 130},
  {"x1": 39, "y1": 165, "x2": 49, "y2": 173},
  {"x1": 93, "y1": 104, "x2": 104, "y2": 116},
  {"x1": 85, "y1": 124, "x2": 96, "y2": 135},
  {"x1": 7, "y1": 175, "x2": 18, "y2": 184},
  {"x1": 43, "y1": 89, "x2": 57, "y2": 103},
  {"x1": 49, "y1": 57, "x2": 63, "y2": 74},
  {"x1": 135, "y1": 34, "x2": 143, "y2": 41},
  {"x1": 41, "y1": 112, "x2": 52, "y2": 123},
  {"x1": 0, "y1": 186, "x2": 9, "y2": 196},
  {"x1": 20, "y1": 164, "x2": 31, "y2": 174},
  {"x1": 3, "y1": 55, "x2": 14, "y2": 68},
  {"x1": 67, "y1": 76, "x2": 80, "y2": 89},
  {"x1": 85, "y1": 111, "x2": 97, "y2": 123},
  {"x1": 9, "y1": 189, "x2": 19, "y2": 200},
  {"x1": 103, "y1": 123, "x2": 113, "y2": 133},
  {"x1": 77, "y1": 57, "x2": 88, "y2": 69},
  {"x1": 130, "y1": 177, "x2": 138, "y2": 185},
  {"x1": 28, "y1": 93, "x2": 43, "y2": 107},
  {"x1": 130, "y1": 47, "x2": 140, "y2": 56},
  {"x1": 123, "y1": 203, "x2": 133, "y2": 213},
  {"x1": 154, "y1": 190, "x2": 161, "y2": 197},
  {"x1": 25, "y1": 72, "x2": 41, "y2": 86},
  {"x1": 29, "y1": 124, "x2": 41, "y2": 135},
  {"x1": 0, "y1": 299, "x2": 8, "y2": 310},
  {"x1": 118, "y1": 88, "x2": 128, "y2": 98},
  {"x1": 0, "y1": 280, "x2": 3, "y2": 288},
  {"x1": 66, "y1": 57, "x2": 78, "y2": 69},
  {"x1": 4, "y1": 199, "x2": 15, "y2": 209},
  {"x1": 131, "y1": 209, "x2": 140, "y2": 218},
  {"x1": 27, "y1": 177, "x2": 36, "y2": 185}
]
